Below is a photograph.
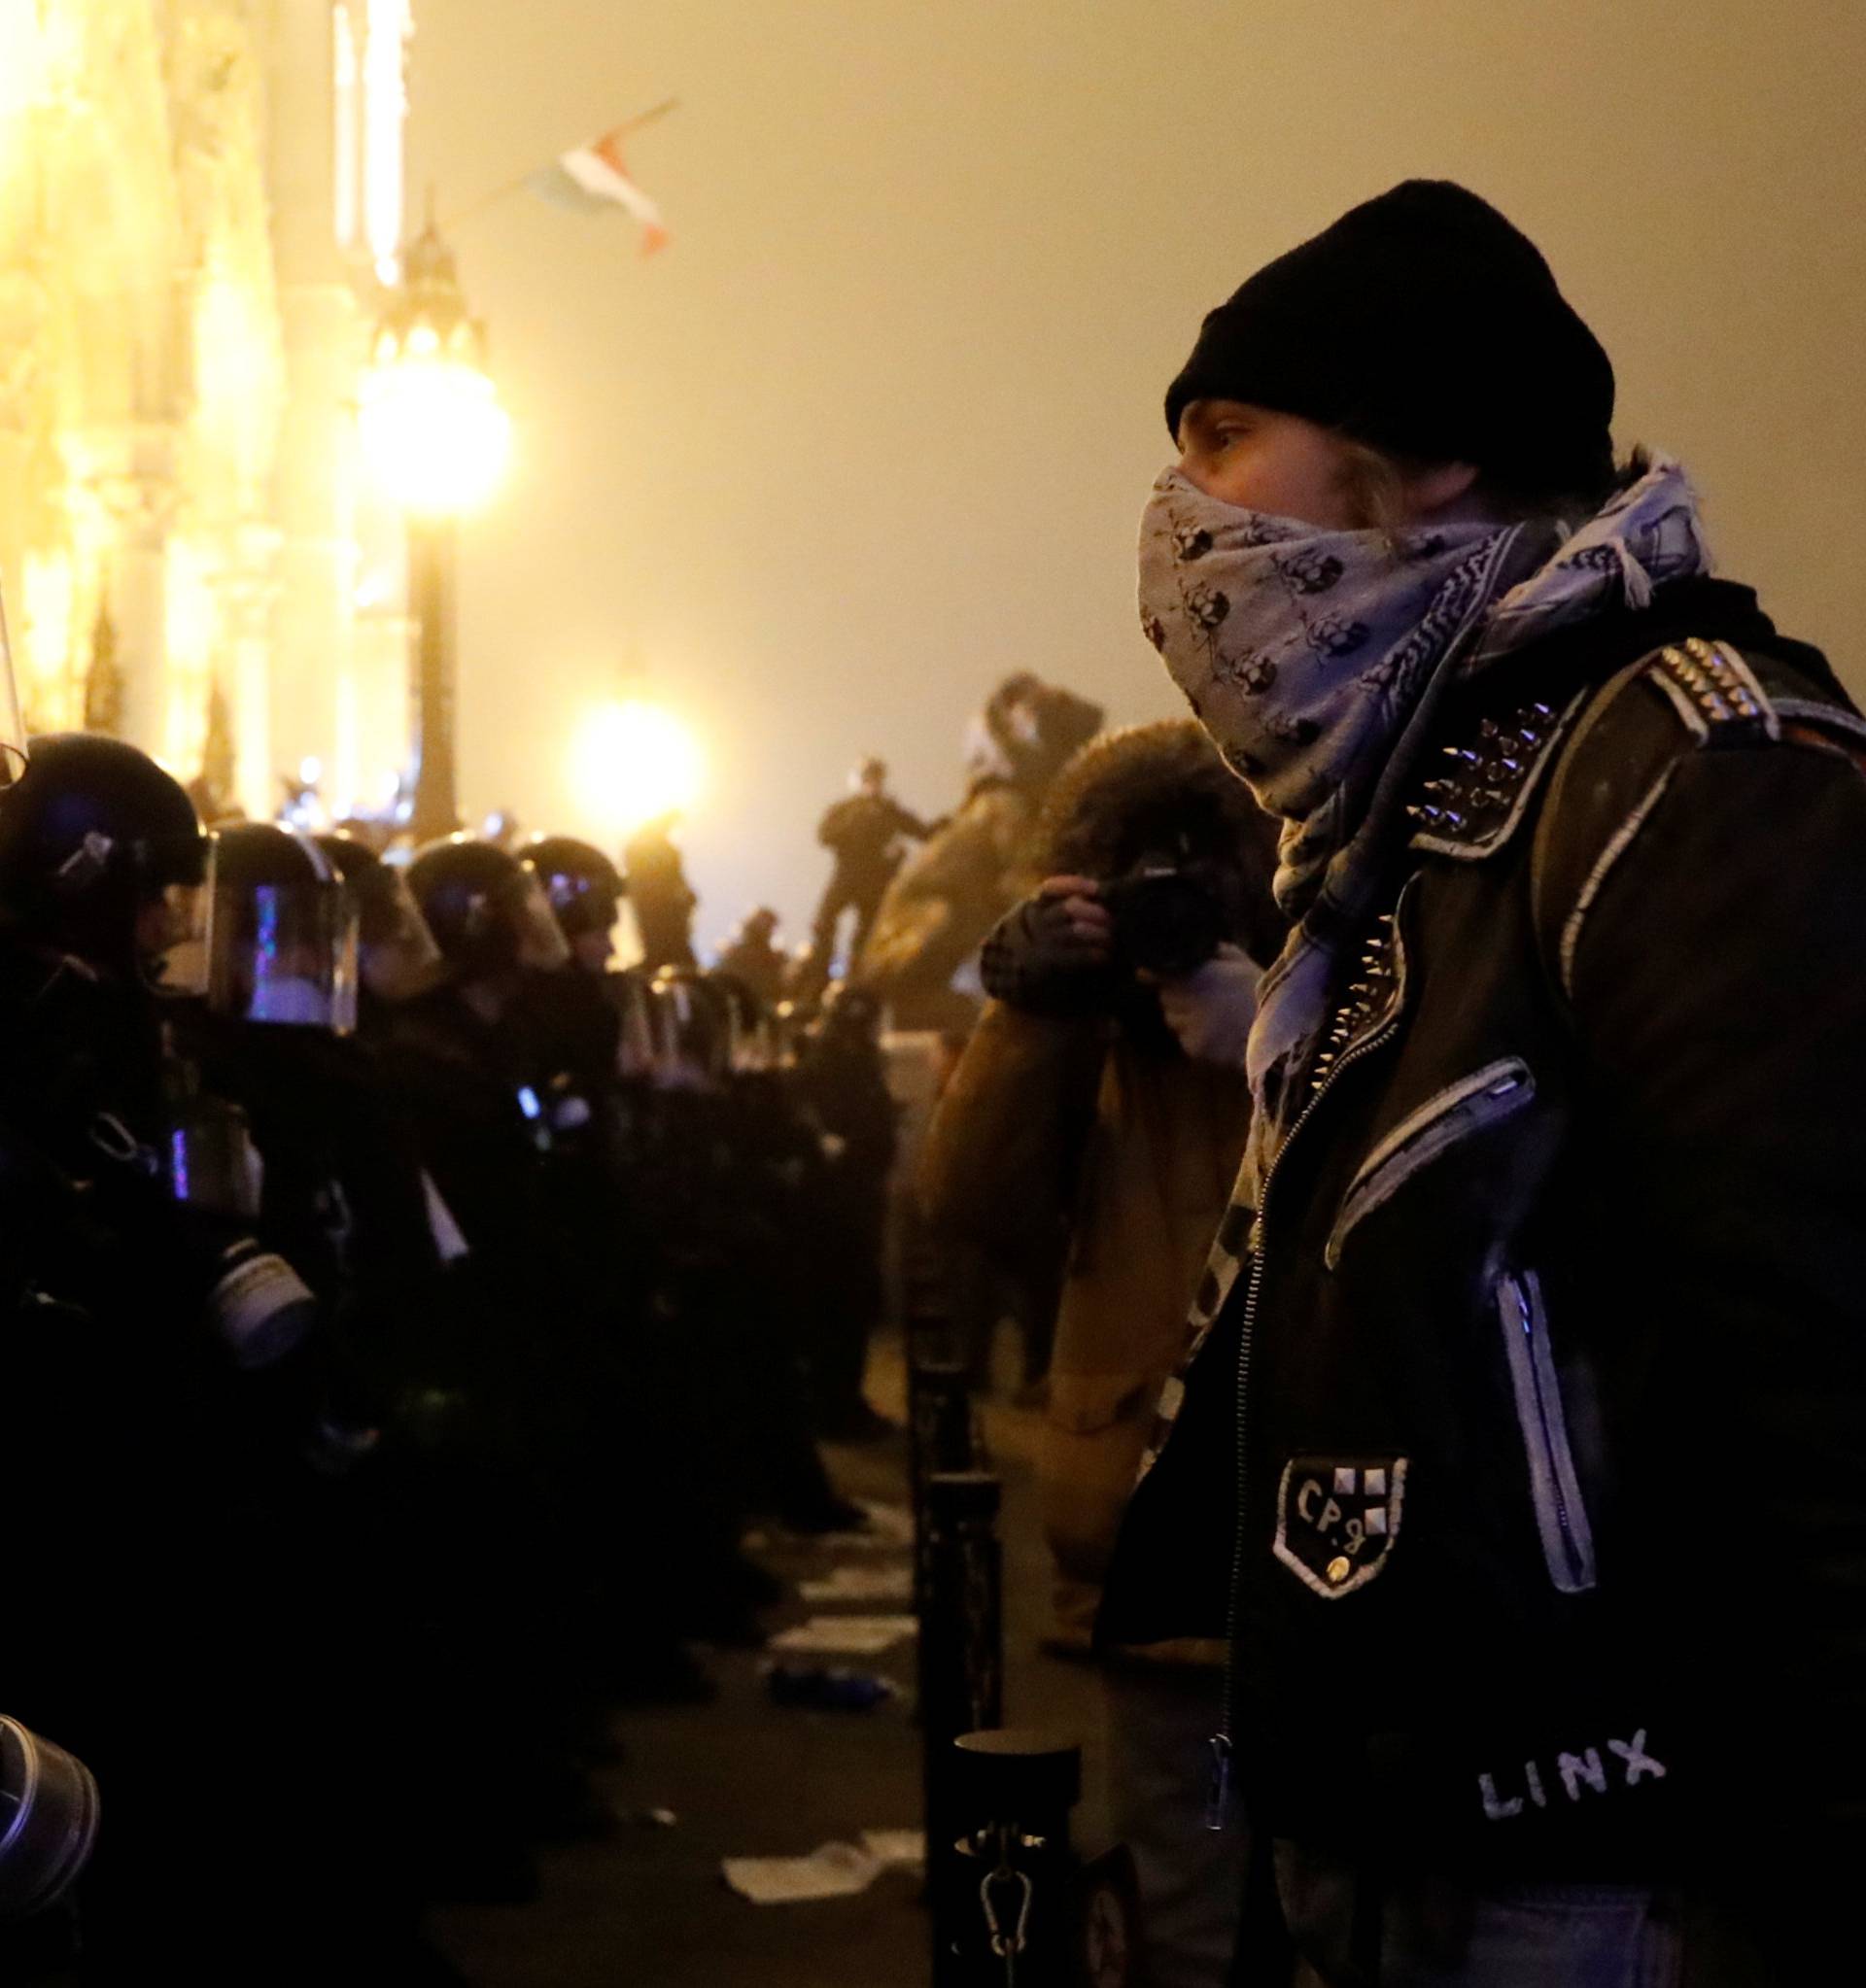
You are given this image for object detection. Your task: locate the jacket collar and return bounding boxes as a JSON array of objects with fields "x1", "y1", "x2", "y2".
[{"x1": 1400, "y1": 580, "x2": 1818, "y2": 865}]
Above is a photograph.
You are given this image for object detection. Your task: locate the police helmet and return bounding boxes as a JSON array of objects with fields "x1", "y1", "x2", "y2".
[
  {"x1": 520, "y1": 834, "x2": 625, "y2": 940},
  {"x1": 208, "y1": 822, "x2": 359, "y2": 1032},
  {"x1": 315, "y1": 833, "x2": 446, "y2": 1003},
  {"x1": 0, "y1": 734, "x2": 211, "y2": 987},
  {"x1": 407, "y1": 834, "x2": 570, "y2": 978}
]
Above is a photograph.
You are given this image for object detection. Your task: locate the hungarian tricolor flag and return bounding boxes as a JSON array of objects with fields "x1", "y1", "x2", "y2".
[{"x1": 529, "y1": 125, "x2": 670, "y2": 254}]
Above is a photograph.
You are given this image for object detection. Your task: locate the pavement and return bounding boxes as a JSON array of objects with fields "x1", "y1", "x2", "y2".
[{"x1": 432, "y1": 1338, "x2": 1107, "y2": 1987}]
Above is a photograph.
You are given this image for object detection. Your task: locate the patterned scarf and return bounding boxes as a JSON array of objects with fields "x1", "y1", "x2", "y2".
[{"x1": 1138, "y1": 455, "x2": 1710, "y2": 1194}]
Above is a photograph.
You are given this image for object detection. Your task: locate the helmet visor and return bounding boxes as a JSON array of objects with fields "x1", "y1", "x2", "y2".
[
  {"x1": 353, "y1": 867, "x2": 446, "y2": 1002},
  {"x1": 167, "y1": 1096, "x2": 263, "y2": 1219},
  {"x1": 511, "y1": 869, "x2": 571, "y2": 972},
  {"x1": 142, "y1": 836, "x2": 216, "y2": 997},
  {"x1": 653, "y1": 977, "x2": 727, "y2": 1088},
  {"x1": 613, "y1": 975, "x2": 660, "y2": 1079},
  {"x1": 209, "y1": 874, "x2": 360, "y2": 1032}
]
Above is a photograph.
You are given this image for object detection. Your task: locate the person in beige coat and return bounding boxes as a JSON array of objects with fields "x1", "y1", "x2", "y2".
[{"x1": 919, "y1": 718, "x2": 1281, "y2": 1988}]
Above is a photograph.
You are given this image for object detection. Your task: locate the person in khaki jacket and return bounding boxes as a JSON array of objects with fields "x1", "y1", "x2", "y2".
[{"x1": 918, "y1": 718, "x2": 1280, "y2": 1988}]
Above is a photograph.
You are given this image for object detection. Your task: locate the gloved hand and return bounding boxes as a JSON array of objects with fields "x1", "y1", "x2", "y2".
[
  {"x1": 1155, "y1": 943, "x2": 1261, "y2": 1068},
  {"x1": 980, "y1": 876, "x2": 1115, "y2": 1012}
]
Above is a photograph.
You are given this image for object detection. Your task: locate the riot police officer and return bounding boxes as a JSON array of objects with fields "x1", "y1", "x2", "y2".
[
  {"x1": 395, "y1": 836, "x2": 646, "y2": 1826},
  {"x1": 793, "y1": 983, "x2": 900, "y2": 1439},
  {"x1": 522, "y1": 834, "x2": 626, "y2": 972},
  {"x1": 520, "y1": 837, "x2": 778, "y2": 1674},
  {"x1": 188, "y1": 818, "x2": 470, "y2": 1972},
  {"x1": 313, "y1": 830, "x2": 447, "y2": 1018},
  {"x1": 0, "y1": 737, "x2": 340, "y2": 1980},
  {"x1": 651, "y1": 966, "x2": 865, "y2": 1534}
]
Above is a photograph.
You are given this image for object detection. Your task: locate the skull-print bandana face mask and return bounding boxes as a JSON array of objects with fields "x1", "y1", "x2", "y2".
[
  {"x1": 1136, "y1": 453, "x2": 1712, "y2": 1195},
  {"x1": 1136, "y1": 466, "x2": 1527, "y2": 915}
]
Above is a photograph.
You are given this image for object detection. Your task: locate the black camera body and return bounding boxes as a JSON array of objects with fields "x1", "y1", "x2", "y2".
[{"x1": 1098, "y1": 863, "x2": 1227, "y2": 979}]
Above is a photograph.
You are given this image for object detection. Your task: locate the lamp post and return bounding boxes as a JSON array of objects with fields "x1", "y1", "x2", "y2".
[{"x1": 360, "y1": 220, "x2": 509, "y2": 841}]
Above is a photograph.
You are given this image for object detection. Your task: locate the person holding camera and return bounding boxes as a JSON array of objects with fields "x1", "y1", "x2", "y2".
[
  {"x1": 919, "y1": 717, "x2": 1283, "y2": 1988},
  {"x1": 1096, "y1": 181, "x2": 1866, "y2": 1984}
]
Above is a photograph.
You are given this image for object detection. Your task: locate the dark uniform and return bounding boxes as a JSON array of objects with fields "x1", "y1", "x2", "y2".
[
  {"x1": 812, "y1": 786, "x2": 930, "y2": 972},
  {"x1": 792, "y1": 989, "x2": 900, "y2": 1434},
  {"x1": 622, "y1": 816, "x2": 699, "y2": 972},
  {"x1": 0, "y1": 743, "x2": 361, "y2": 1982}
]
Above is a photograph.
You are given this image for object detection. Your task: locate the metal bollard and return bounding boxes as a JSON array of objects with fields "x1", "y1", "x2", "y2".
[
  {"x1": 900, "y1": 1199, "x2": 978, "y2": 1486},
  {"x1": 910, "y1": 1358, "x2": 977, "y2": 1626},
  {"x1": 946, "y1": 1730, "x2": 1083, "y2": 1987},
  {"x1": 905, "y1": 1292, "x2": 954, "y2": 1375},
  {"x1": 912, "y1": 1358, "x2": 977, "y2": 1482},
  {"x1": 902, "y1": 1202, "x2": 960, "y2": 1373},
  {"x1": 919, "y1": 1471, "x2": 1005, "y2": 1985},
  {"x1": 906, "y1": 1200, "x2": 977, "y2": 1616}
]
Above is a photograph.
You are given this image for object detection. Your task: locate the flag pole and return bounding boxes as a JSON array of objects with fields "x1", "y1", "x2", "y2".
[
  {"x1": 438, "y1": 170, "x2": 541, "y2": 235},
  {"x1": 608, "y1": 95, "x2": 680, "y2": 139},
  {"x1": 441, "y1": 98, "x2": 680, "y2": 234}
]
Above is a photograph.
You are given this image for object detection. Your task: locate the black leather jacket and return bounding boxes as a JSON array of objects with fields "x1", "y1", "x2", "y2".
[{"x1": 1099, "y1": 580, "x2": 1866, "y2": 1897}]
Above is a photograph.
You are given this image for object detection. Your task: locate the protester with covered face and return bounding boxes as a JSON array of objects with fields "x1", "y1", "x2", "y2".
[{"x1": 1097, "y1": 180, "x2": 1866, "y2": 1985}]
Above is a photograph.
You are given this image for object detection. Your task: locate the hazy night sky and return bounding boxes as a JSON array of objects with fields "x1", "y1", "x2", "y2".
[{"x1": 409, "y1": 0, "x2": 1866, "y2": 954}]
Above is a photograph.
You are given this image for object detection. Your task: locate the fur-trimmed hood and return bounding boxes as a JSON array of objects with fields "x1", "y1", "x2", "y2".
[{"x1": 1024, "y1": 719, "x2": 1286, "y2": 967}]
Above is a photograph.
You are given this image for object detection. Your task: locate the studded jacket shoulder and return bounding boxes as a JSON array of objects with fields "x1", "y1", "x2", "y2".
[{"x1": 1098, "y1": 578, "x2": 1866, "y2": 1915}]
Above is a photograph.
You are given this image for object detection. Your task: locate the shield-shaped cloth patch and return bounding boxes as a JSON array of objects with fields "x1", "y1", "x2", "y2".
[{"x1": 1272, "y1": 1456, "x2": 1408, "y2": 1598}]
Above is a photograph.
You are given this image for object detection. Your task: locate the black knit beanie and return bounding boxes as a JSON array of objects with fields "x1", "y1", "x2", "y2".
[{"x1": 1164, "y1": 181, "x2": 1615, "y2": 499}]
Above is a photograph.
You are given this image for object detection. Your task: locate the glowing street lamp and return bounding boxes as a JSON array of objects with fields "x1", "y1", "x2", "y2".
[
  {"x1": 361, "y1": 220, "x2": 510, "y2": 840},
  {"x1": 569, "y1": 699, "x2": 706, "y2": 840}
]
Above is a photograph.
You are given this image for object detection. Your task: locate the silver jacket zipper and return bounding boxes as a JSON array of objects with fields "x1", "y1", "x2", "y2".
[
  {"x1": 1323, "y1": 1060, "x2": 1534, "y2": 1271},
  {"x1": 1500, "y1": 1271, "x2": 1597, "y2": 1594},
  {"x1": 1205, "y1": 912, "x2": 1411, "y2": 1830}
]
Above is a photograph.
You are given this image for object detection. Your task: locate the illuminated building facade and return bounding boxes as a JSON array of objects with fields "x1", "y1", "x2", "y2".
[{"x1": 0, "y1": 0, "x2": 416, "y2": 819}]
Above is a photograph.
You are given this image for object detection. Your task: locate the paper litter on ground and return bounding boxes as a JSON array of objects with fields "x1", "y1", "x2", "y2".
[
  {"x1": 799, "y1": 1564, "x2": 915, "y2": 1604},
  {"x1": 721, "y1": 1832, "x2": 924, "y2": 1903},
  {"x1": 858, "y1": 1829, "x2": 924, "y2": 1868},
  {"x1": 768, "y1": 1614, "x2": 918, "y2": 1656},
  {"x1": 858, "y1": 1499, "x2": 915, "y2": 1543},
  {"x1": 812, "y1": 1500, "x2": 916, "y2": 1552},
  {"x1": 722, "y1": 1840, "x2": 881, "y2": 1903}
]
